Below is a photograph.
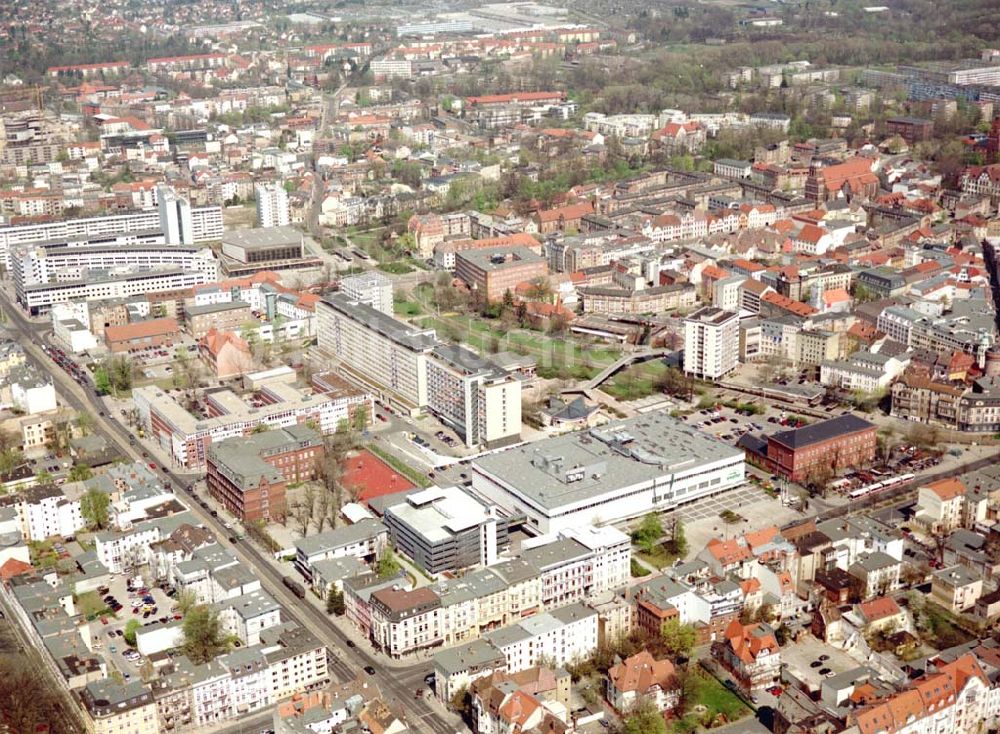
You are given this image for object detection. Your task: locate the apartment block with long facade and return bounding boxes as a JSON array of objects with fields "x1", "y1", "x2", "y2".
[
  {"x1": 891, "y1": 371, "x2": 1000, "y2": 433},
  {"x1": 345, "y1": 523, "x2": 630, "y2": 659},
  {"x1": 316, "y1": 294, "x2": 521, "y2": 447},
  {"x1": 134, "y1": 375, "x2": 350, "y2": 469}
]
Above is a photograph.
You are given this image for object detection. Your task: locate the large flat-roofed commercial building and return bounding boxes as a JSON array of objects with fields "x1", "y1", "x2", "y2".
[
  {"x1": 220, "y1": 226, "x2": 303, "y2": 265},
  {"x1": 16, "y1": 267, "x2": 215, "y2": 316},
  {"x1": 316, "y1": 293, "x2": 522, "y2": 448},
  {"x1": 0, "y1": 198, "x2": 222, "y2": 266},
  {"x1": 472, "y1": 411, "x2": 745, "y2": 534},
  {"x1": 382, "y1": 485, "x2": 511, "y2": 574},
  {"x1": 683, "y1": 306, "x2": 739, "y2": 380},
  {"x1": 134, "y1": 373, "x2": 353, "y2": 468}
]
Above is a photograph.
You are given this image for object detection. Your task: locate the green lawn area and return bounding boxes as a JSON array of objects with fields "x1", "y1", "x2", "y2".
[
  {"x1": 636, "y1": 544, "x2": 680, "y2": 570},
  {"x1": 602, "y1": 361, "x2": 669, "y2": 401},
  {"x1": 394, "y1": 299, "x2": 423, "y2": 316},
  {"x1": 671, "y1": 668, "x2": 751, "y2": 733},
  {"x1": 415, "y1": 313, "x2": 622, "y2": 379},
  {"x1": 378, "y1": 261, "x2": 415, "y2": 274},
  {"x1": 76, "y1": 591, "x2": 114, "y2": 620},
  {"x1": 348, "y1": 228, "x2": 385, "y2": 252},
  {"x1": 630, "y1": 558, "x2": 651, "y2": 577},
  {"x1": 28, "y1": 539, "x2": 60, "y2": 569},
  {"x1": 920, "y1": 601, "x2": 976, "y2": 649}
]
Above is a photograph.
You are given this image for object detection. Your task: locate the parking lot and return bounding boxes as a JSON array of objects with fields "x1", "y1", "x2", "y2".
[
  {"x1": 90, "y1": 575, "x2": 177, "y2": 681},
  {"x1": 781, "y1": 636, "x2": 861, "y2": 695}
]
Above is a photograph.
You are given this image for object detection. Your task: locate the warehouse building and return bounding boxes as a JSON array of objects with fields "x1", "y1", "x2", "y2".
[{"x1": 471, "y1": 411, "x2": 745, "y2": 534}]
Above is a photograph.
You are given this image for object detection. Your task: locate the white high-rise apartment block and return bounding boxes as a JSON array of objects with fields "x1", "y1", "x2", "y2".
[
  {"x1": 683, "y1": 306, "x2": 739, "y2": 380},
  {"x1": 158, "y1": 185, "x2": 194, "y2": 244},
  {"x1": 339, "y1": 272, "x2": 394, "y2": 316},
  {"x1": 255, "y1": 182, "x2": 290, "y2": 228}
]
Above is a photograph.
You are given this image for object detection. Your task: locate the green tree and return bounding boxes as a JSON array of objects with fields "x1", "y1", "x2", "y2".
[
  {"x1": 74, "y1": 412, "x2": 96, "y2": 436},
  {"x1": 68, "y1": 464, "x2": 93, "y2": 482},
  {"x1": 326, "y1": 586, "x2": 346, "y2": 615},
  {"x1": 0, "y1": 429, "x2": 23, "y2": 478},
  {"x1": 94, "y1": 366, "x2": 112, "y2": 395},
  {"x1": 450, "y1": 684, "x2": 471, "y2": 716},
  {"x1": 175, "y1": 589, "x2": 198, "y2": 617},
  {"x1": 80, "y1": 488, "x2": 110, "y2": 530},
  {"x1": 660, "y1": 618, "x2": 696, "y2": 658},
  {"x1": 123, "y1": 618, "x2": 140, "y2": 646},
  {"x1": 633, "y1": 512, "x2": 664, "y2": 553},
  {"x1": 182, "y1": 604, "x2": 230, "y2": 665},
  {"x1": 95, "y1": 355, "x2": 134, "y2": 396},
  {"x1": 671, "y1": 519, "x2": 688, "y2": 558},
  {"x1": 377, "y1": 547, "x2": 401, "y2": 579},
  {"x1": 622, "y1": 698, "x2": 667, "y2": 734}
]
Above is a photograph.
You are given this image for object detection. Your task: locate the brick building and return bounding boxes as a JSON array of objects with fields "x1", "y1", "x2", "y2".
[
  {"x1": 104, "y1": 318, "x2": 179, "y2": 353},
  {"x1": 205, "y1": 424, "x2": 324, "y2": 522},
  {"x1": 747, "y1": 413, "x2": 877, "y2": 483},
  {"x1": 534, "y1": 201, "x2": 595, "y2": 234},
  {"x1": 885, "y1": 116, "x2": 934, "y2": 144},
  {"x1": 454, "y1": 246, "x2": 548, "y2": 302},
  {"x1": 185, "y1": 300, "x2": 253, "y2": 339},
  {"x1": 804, "y1": 158, "x2": 879, "y2": 203}
]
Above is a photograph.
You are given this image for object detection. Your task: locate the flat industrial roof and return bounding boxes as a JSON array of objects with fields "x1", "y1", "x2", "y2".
[
  {"x1": 220, "y1": 225, "x2": 302, "y2": 249},
  {"x1": 472, "y1": 411, "x2": 743, "y2": 513},
  {"x1": 321, "y1": 292, "x2": 439, "y2": 352}
]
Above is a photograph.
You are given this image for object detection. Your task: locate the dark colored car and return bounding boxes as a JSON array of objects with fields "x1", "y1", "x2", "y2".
[{"x1": 364, "y1": 666, "x2": 376, "y2": 675}]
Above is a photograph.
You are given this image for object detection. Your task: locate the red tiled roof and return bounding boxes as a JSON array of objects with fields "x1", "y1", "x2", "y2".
[
  {"x1": 536, "y1": 201, "x2": 594, "y2": 224},
  {"x1": 857, "y1": 596, "x2": 901, "y2": 623},
  {"x1": 105, "y1": 317, "x2": 178, "y2": 343},
  {"x1": 0, "y1": 558, "x2": 33, "y2": 581},
  {"x1": 922, "y1": 477, "x2": 966, "y2": 501},
  {"x1": 761, "y1": 291, "x2": 818, "y2": 317}
]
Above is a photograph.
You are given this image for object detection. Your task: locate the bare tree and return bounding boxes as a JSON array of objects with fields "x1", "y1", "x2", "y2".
[{"x1": 314, "y1": 489, "x2": 331, "y2": 533}]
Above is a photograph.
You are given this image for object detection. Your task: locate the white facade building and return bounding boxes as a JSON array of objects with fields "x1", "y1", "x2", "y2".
[
  {"x1": 484, "y1": 603, "x2": 598, "y2": 674},
  {"x1": 683, "y1": 306, "x2": 739, "y2": 380},
  {"x1": 472, "y1": 412, "x2": 745, "y2": 535},
  {"x1": 158, "y1": 185, "x2": 196, "y2": 244},
  {"x1": 17, "y1": 484, "x2": 85, "y2": 541},
  {"x1": 339, "y1": 272, "x2": 394, "y2": 316},
  {"x1": 254, "y1": 182, "x2": 291, "y2": 228}
]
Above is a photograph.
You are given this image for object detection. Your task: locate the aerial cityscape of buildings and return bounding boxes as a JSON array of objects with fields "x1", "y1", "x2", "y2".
[{"x1": 3, "y1": 2, "x2": 1000, "y2": 734}]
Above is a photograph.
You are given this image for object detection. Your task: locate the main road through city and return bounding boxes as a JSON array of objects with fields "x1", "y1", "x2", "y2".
[{"x1": 0, "y1": 290, "x2": 460, "y2": 734}]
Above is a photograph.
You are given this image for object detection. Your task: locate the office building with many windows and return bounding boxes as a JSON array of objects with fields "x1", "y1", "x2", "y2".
[
  {"x1": 683, "y1": 307, "x2": 739, "y2": 380},
  {"x1": 316, "y1": 294, "x2": 521, "y2": 448}
]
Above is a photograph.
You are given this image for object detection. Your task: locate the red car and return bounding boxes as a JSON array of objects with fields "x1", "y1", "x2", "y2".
[
  {"x1": 767, "y1": 686, "x2": 783, "y2": 696},
  {"x1": 100, "y1": 617, "x2": 108, "y2": 625},
  {"x1": 148, "y1": 463, "x2": 156, "y2": 470}
]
